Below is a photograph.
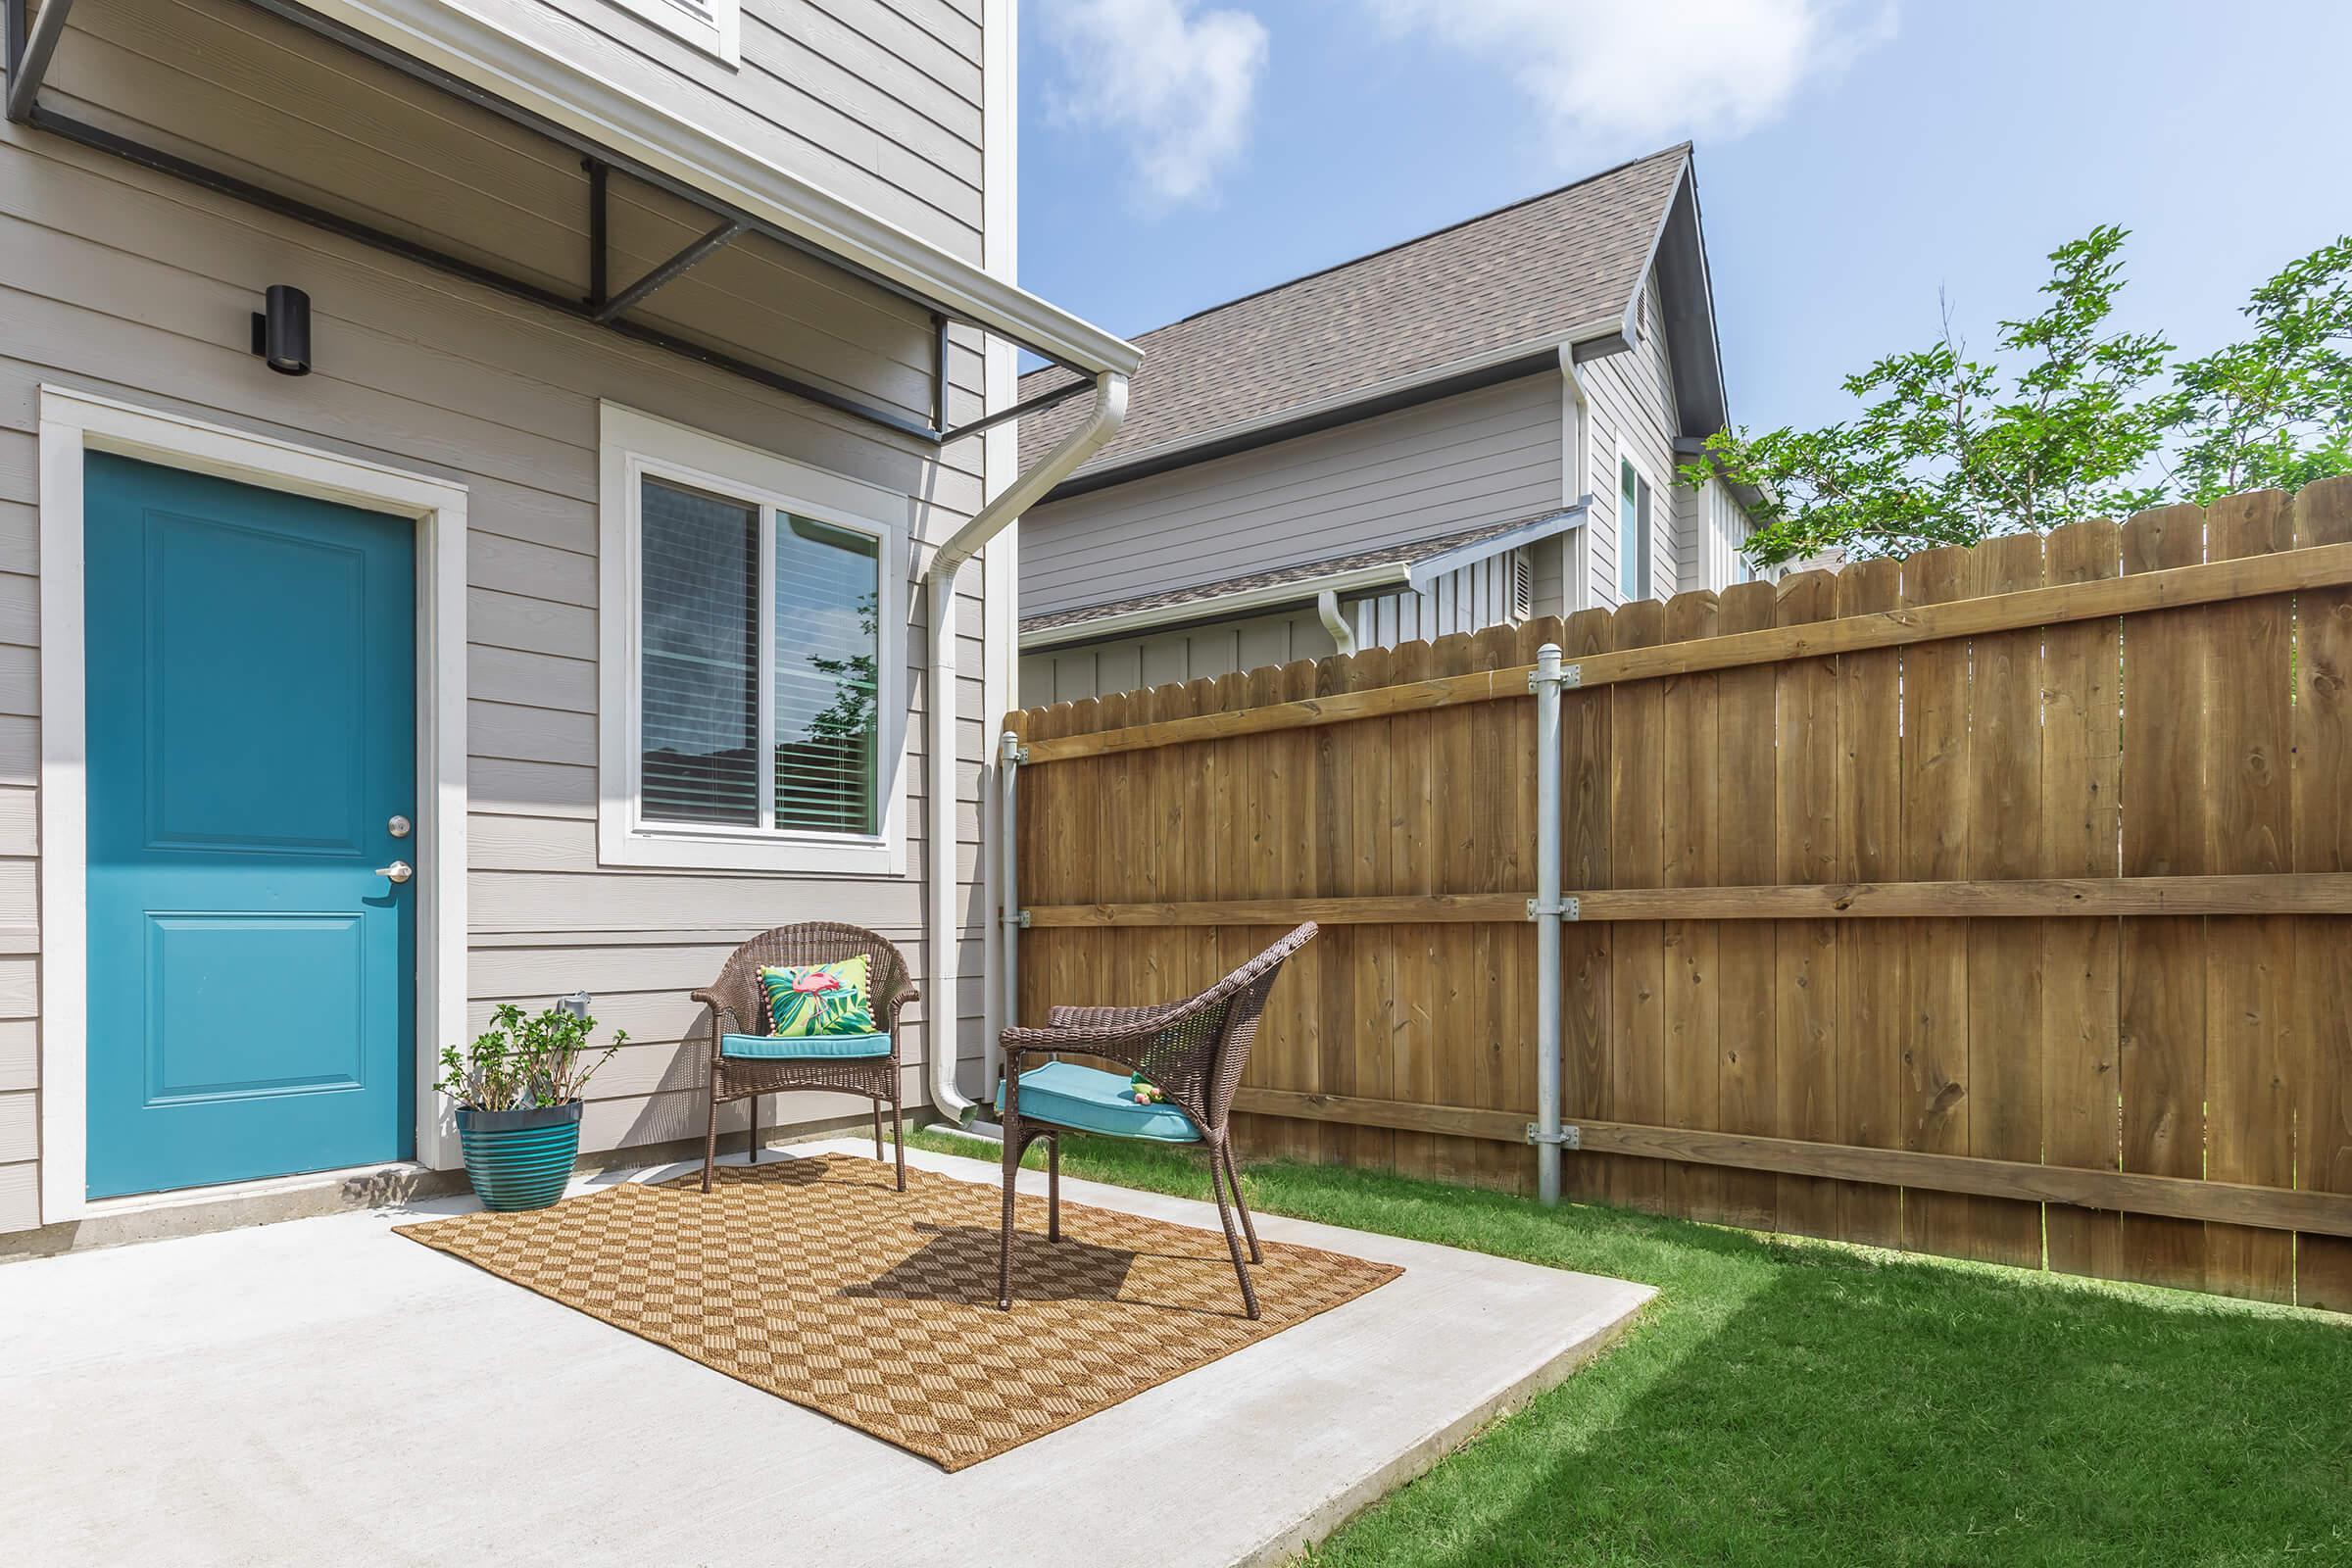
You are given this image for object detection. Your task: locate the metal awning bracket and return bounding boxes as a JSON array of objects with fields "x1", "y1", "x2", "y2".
[
  {"x1": 5, "y1": 0, "x2": 78, "y2": 123},
  {"x1": 593, "y1": 218, "x2": 744, "y2": 323}
]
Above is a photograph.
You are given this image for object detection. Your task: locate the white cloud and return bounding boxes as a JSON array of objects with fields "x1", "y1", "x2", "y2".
[
  {"x1": 1362, "y1": 0, "x2": 1893, "y2": 152},
  {"x1": 1041, "y1": 0, "x2": 1271, "y2": 209}
]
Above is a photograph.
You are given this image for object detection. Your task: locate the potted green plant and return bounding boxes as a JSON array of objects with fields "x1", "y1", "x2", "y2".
[{"x1": 437, "y1": 1003, "x2": 627, "y2": 1212}]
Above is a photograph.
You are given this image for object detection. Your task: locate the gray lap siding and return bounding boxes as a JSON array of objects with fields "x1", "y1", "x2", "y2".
[{"x1": 0, "y1": 0, "x2": 1006, "y2": 1227}]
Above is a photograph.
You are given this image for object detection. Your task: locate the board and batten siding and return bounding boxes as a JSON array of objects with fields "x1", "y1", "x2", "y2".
[
  {"x1": 1014, "y1": 548, "x2": 1535, "y2": 706},
  {"x1": 1579, "y1": 267, "x2": 1685, "y2": 610},
  {"x1": 1019, "y1": 373, "x2": 1565, "y2": 619},
  {"x1": 1677, "y1": 472, "x2": 1754, "y2": 592},
  {"x1": 0, "y1": 0, "x2": 1012, "y2": 1229}
]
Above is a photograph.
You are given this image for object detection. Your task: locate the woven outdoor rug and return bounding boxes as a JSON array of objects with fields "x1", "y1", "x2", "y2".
[{"x1": 395, "y1": 1153, "x2": 1400, "y2": 1470}]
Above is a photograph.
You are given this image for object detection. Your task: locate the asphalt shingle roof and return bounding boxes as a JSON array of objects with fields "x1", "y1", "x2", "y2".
[{"x1": 1018, "y1": 144, "x2": 1690, "y2": 481}]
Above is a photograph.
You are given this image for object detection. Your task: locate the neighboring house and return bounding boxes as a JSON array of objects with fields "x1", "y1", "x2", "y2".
[
  {"x1": 0, "y1": 0, "x2": 1137, "y2": 1233},
  {"x1": 1015, "y1": 143, "x2": 1758, "y2": 706}
]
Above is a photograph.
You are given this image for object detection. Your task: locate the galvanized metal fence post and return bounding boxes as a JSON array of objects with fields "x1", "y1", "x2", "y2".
[{"x1": 1529, "y1": 644, "x2": 1567, "y2": 1203}]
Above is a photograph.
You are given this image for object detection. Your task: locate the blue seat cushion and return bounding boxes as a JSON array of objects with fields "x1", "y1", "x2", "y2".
[
  {"x1": 720, "y1": 1031, "x2": 891, "y2": 1060},
  {"x1": 997, "y1": 1060, "x2": 1200, "y2": 1143}
]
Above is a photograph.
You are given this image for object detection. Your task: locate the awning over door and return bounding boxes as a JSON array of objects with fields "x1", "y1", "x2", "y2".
[{"x1": 2, "y1": 0, "x2": 1139, "y2": 444}]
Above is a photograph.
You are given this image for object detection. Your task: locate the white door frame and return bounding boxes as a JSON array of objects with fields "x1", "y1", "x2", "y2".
[{"x1": 36, "y1": 386, "x2": 470, "y2": 1223}]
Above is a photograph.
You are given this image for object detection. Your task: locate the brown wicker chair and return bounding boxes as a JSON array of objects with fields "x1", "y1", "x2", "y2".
[
  {"x1": 995, "y1": 923, "x2": 1317, "y2": 1320},
  {"x1": 693, "y1": 922, "x2": 918, "y2": 1194}
]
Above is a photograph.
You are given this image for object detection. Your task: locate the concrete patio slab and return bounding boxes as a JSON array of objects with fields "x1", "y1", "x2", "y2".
[{"x1": 0, "y1": 1138, "x2": 1652, "y2": 1568}]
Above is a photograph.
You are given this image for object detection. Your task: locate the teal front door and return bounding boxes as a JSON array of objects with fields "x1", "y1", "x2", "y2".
[{"x1": 84, "y1": 453, "x2": 417, "y2": 1199}]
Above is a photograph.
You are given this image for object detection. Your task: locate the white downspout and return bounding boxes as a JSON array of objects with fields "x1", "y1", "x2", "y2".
[
  {"x1": 922, "y1": 371, "x2": 1129, "y2": 1123},
  {"x1": 1315, "y1": 588, "x2": 1357, "y2": 656},
  {"x1": 1558, "y1": 345, "x2": 1593, "y2": 612}
]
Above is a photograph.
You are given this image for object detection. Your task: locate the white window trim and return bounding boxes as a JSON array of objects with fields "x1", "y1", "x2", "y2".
[
  {"x1": 36, "y1": 386, "x2": 472, "y2": 1220},
  {"x1": 598, "y1": 403, "x2": 909, "y2": 876},
  {"x1": 1615, "y1": 439, "x2": 1660, "y2": 605},
  {"x1": 596, "y1": 0, "x2": 741, "y2": 66}
]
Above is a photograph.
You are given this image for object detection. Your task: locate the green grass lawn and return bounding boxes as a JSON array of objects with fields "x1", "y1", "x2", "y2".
[{"x1": 908, "y1": 1126, "x2": 2352, "y2": 1567}]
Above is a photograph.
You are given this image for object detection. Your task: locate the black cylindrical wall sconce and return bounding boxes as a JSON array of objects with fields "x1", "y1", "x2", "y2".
[{"x1": 250, "y1": 285, "x2": 312, "y2": 375}]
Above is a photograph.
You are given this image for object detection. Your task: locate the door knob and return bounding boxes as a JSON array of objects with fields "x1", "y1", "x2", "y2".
[{"x1": 375, "y1": 860, "x2": 415, "y2": 884}]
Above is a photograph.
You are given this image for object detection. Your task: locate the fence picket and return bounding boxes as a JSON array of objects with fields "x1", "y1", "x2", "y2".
[
  {"x1": 1714, "y1": 580, "x2": 1780, "y2": 1230},
  {"x1": 2203, "y1": 491, "x2": 2297, "y2": 1302},
  {"x1": 1661, "y1": 592, "x2": 1724, "y2": 1222},
  {"x1": 2120, "y1": 504, "x2": 2213, "y2": 1294},
  {"x1": 1835, "y1": 558, "x2": 1905, "y2": 1249},
  {"x1": 1966, "y1": 532, "x2": 2049, "y2": 1268},
  {"x1": 1898, "y1": 546, "x2": 1974, "y2": 1260},
  {"x1": 2040, "y1": 517, "x2": 2126, "y2": 1281}
]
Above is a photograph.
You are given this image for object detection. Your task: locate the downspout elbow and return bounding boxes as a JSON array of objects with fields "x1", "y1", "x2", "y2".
[
  {"x1": 1315, "y1": 589, "x2": 1356, "y2": 656},
  {"x1": 920, "y1": 371, "x2": 1129, "y2": 1124}
]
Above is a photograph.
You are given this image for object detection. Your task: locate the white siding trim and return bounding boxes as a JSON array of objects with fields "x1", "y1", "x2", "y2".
[
  {"x1": 35, "y1": 384, "x2": 472, "y2": 1219},
  {"x1": 595, "y1": 401, "x2": 910, "y2": 876},
  {"x1": 979, "y1": 0, "x2": 1017, "y2": 1081}
]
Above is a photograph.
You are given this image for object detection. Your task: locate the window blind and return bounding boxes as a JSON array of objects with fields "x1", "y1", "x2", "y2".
[
  {"x1": 772, "y1": 515, "x2": 881, "y2": 835},
  {"x1": 639, "y1": 476, "x2": 760, "y2": 826}
]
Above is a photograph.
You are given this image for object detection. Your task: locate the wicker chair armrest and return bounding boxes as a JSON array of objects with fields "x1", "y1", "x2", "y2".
[
  {"x1": 690, "y1": 989, "x2": 743, "y2": 1047},
  {"x1": 999, "y1": 1024, "x2": 1152, "y2": 1080},
  {"x1": 1046, "y1": 1001, "x2": 1185, "y2": 1031}
]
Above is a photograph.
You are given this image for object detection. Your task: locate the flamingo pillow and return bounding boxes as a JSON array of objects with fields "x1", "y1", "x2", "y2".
[{"x1": 757, "y1": 956, "x2": 876, "y2": 1038}]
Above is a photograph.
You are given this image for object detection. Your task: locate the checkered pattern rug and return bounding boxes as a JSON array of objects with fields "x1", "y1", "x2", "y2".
[{"x1": 395, "y1": 1153, "x2": 1401, "y2": 1470}]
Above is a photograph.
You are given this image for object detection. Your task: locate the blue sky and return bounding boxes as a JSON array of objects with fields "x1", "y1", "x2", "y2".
[{"x1": 1018, "y1": 0, "x2": 2352, "y2": 433}]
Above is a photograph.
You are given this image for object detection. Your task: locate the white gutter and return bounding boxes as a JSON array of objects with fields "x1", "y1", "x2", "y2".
[{"x1": 923, "y1": 371, "x2": 1130, "y2": 1122}]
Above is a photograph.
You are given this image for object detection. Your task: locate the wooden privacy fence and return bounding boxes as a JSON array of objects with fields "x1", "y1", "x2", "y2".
[{"x1": 1002, "y1": 479, "x2": 2352, "y2": 1314}]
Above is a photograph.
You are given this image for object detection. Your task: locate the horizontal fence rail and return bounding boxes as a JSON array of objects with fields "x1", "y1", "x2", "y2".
[
  {"x1": 1005, "y1": 480, "x2": 2352, "y2": 1316},
  {"x1": 1023, "y1": 873, "x2": 2352, "y2": 926}
]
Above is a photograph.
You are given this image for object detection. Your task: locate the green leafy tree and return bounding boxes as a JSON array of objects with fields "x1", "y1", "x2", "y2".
[
  {"x1": 2171, "y1": 237, "x2": 2352, "y2": 503},
  {"x1": 1690, "y1": 228, "x2": 2352, "y2": 565}
]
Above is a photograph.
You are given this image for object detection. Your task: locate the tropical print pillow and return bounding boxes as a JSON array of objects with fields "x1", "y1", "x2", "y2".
[{"x1": 758, "y1": 956, "x2": 876, "y2": 1037}]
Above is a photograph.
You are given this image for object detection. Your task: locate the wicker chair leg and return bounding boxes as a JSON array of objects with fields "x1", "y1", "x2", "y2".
[
  {"x1": 998, "y1": 1112, "x2": 1021, "y2": 1310},
  {"x1": 1047, "y1": 1134, "x2": 1061, "y2": 1242},
  {"x1": 1206, "y1": 1146, "x2": 1262, "y2": 1320},
  {"x1": 890, "y1": 1076, "x2": 906, "y2": 1193},
  {"x1": 701, "y1": 1075, "x2": 722, "y2": 1194},
  {"x1": 1220, "y1": 1139, "x2": 1262, "y2": 1263},
  {"x1": 872, "y1": 1098, "x2": 885, "y2": 1162},
  {"x1": 747, "y1": 1093, "x2": 760, "y2": 1167}
]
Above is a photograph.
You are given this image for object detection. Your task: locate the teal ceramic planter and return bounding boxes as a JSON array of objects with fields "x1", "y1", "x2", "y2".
[{"x1": 455, "y1": 1102, "x2": 583, "y2": 1212}]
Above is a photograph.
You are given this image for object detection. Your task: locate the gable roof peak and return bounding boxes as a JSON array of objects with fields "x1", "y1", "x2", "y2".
[{"x1": 1020, "y1": 143, "x2": 1704, "y2": 485}]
